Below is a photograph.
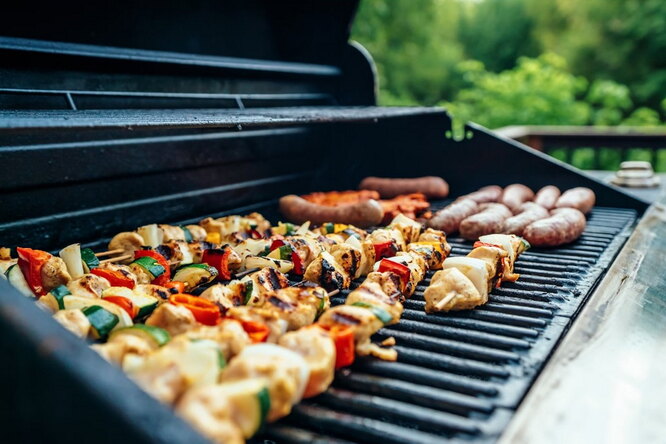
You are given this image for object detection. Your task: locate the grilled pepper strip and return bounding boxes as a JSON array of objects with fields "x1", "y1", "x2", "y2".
[
  {"x1": 169, "y1": 293, "x2": 221, "y2": 326},
  {"x1": 91, "y1": 268, "x2": 135, "y2": 289},
  {"x1": 373, "y1": 241, "x2": 397, "y2": 261},
  {"x1": 269, "y1": 239, "x2": 303, "y2": 275},
  {"x1": 134, "y1": 250, "x2": 170, "y2": 285},
  {"x1": 16, "y1": 247, "x2": 51, "y2": 297},
  {"x1": 323, "y1": 324, "x2": 355, "y2": 369},
  {"x1": 377, "y1": 259, "x2": 410, "y2": 293},
  {"x1": 202, "y1": 248, "x2": 232, "y2": 281},
  {"x1": 240, "y1": 320, "x2": 270, "y2": 343}
]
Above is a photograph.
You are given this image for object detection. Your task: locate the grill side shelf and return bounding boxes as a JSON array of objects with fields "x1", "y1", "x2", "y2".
[{"x1": 260, "y1": 206, "x2": 637, "y2": 443}]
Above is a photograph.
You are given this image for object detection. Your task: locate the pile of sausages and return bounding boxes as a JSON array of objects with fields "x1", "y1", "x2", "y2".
[{"x1": 428, "y1": 185, "x2": 595, "y2": 247}]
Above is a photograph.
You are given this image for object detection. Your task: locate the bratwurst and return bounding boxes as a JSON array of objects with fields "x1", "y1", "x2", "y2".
[
  {"x1": 279, "y1": 195, "x2": 384, "y2": 228},
  {"x1": 523, "y1": 208, "x2": 586, "y2": 247},
  {"x1": 459, "y1": 203, "x2": 513, "y2": 240},
  {"x1": 359, "y1": 176, "x2": 449, "y2": 199},
  {"x1": 427, "y1": 199, "x2": 479, "y2": 234},
  {"x1": 457, "y1": 185, "x2": 503, "y2": 204},
  {"x1": 534, "y1": 185, "x2": 561, "y2": 210},
  {"x1": 501, "y1": 184, "x2": 535, "y2": 213},
  {"x1": 503, "y1": 202, "x2": 549, "y2": 236},
  {"x1": 555, "y1": 187, "x2": 596, "y2": 214}
]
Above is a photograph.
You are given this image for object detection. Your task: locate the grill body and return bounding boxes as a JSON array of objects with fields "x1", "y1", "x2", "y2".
[{"x1": 0, "y1": 1, "x2": 651, "y2": 443}]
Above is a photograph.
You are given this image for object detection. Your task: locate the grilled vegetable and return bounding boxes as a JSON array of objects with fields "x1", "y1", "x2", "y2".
[
  {"x1": 102, "y1": 287, "x2": 159, "y2": 319},
  {"x1": 137, "y1": 224, "x2": 162, "y2": 248},
  {"x1": 90, "y1": 268, "x2": 136, "y2": 289},
  {"x1": 40, "y1": 285, "x2": 72, "y2": 311},
  {"x1": 172, "y1": 263, "x2": 218, "y2": 290},
  {"x1": 323, "y1": 324, "x2": 355, "y2": 368},
  {"x1": 5, "y1": 264, "x2": 34, "y2": 297},
  {"x1": 109, "y1": 324, "x2": 170, "y2": 348},
  {"x1": 244, "y1": 256, "x2": 293, "y2": 274},
  {"x1": 133, "y1": 250, "x2": 170, "y2": 285},
  {"x1": 169, "y1": 293, "x2": 221, "y2": 325},
  {"x1": 212, "y1": 379, "x2": 271, "y2": 438},
  {"x1": 62, "y1": 295, "x2": 133, "y2": 330},
  {"x1": 202, "y1": 248, "x2": 233, "y2": 281},
  {"x1": 59, "y1": 243, "x2": 85, "y2": 279},
  {"x1": 81, "y1": 248, "x2": 100, "y2": 271},
  {"x1": 16, "y1": 247, "x2": 52, "y2": 296},
  {"x1": 82, "y1": 305, "x2": 119, "y2": 339},
  {"x1": 350, "y1": 301, "x2": 393, "y2": 324}
]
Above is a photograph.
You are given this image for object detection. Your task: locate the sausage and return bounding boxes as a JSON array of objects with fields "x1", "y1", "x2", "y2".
[
  {"x1": 556, "y1": 187, "x2": 596, "y2": 214},
  {"x1": 456, "y1": 185, "x2": 503, "y2": 204},
  {"x1": 534, "y1": 185, "x2": 561, "y2": 210},
  {"x1": 359, "y1": 176, "x2": 449, "y2": 199},
  {"x1": 459, "y1": 203, "x2": 513, "y2": 240},
  {"x1": 279, "y1": 195, "x2": 383, "y2": 228},
  {"x1": 501, "y1": 184, "x2": 535, "y2": 213},
  {"x1": 523, "y1": 208, "x2": 586, "y2": 247},
  {"x1": 503, "y1": 202, "x2": 549, "y2": 236},
  {"x1": 427, "y1": 199, "x2": 479, "y2": 234}
]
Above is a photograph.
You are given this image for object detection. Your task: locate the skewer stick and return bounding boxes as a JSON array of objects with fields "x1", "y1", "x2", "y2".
[
  {"x1": 233, "y1": 267, "x2": 260, "y2": 279},
  {"x1": 95, "y1": 249, "x2": 124, "y2": 257},
  {"x1": 99, "y1": 254, "x2": 133, "y2": 264},
  {"x1": 327, "y1": 289, "x2": 340, "y2": 298}
]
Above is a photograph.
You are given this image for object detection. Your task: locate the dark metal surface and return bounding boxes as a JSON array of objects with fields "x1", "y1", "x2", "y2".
[{"x1": 260, "y1": 205, "x2": 637, "y2": 443}]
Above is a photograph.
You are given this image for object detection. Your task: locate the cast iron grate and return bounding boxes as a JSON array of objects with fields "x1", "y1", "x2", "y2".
[{"x1": 259, "y1": 205, "x2": 637, "y2": 444}]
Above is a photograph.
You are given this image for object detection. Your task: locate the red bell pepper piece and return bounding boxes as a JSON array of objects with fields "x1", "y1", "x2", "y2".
[
  {"x1": 163, "y1": 281, "x2": 186, "y2": 294},
  {"x1": 249, "y1": 229, "x2": 264, "y2": 239},
  {"x1": 378, "y1": 259, "x2": 411, "y2": 293},
  {"x1": 239, "y1": 320, "x2": 270, "y2": 343},
  {"x1": 169, "y1": 293, "x2": 221, "y2": 326},
  {"x1": 322, "y1": 324, "x2": 355, "y2": 368},
  {"x1": 134, "y1": 250, "x2": 171, "y2": 286},
  {"x1": 103, "y1": 295, "x2": 138, "y2": 318},
  {"x1": 202, "y1": 248, "x2": 232, "y2": 281},
  {"x1": 473, "y1": 241, "x2": 503, "y2": 250},
  {"x1": 91, "y1": 268, "x2": 136, "y2": 289},
  {"x1": 269, "y1": 239, "x2": 304, "y2": 275},
  {"x1": 16, "y1": 247, "x2": 52, "y2": 297},
  {"x1": 373, "y1": 241, "x2": 397, "y2": 260}
]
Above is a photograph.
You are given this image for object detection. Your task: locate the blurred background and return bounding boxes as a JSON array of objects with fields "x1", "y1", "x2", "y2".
[{"x1": 351, "y1": 0, "x2": 666, "y2": 171}]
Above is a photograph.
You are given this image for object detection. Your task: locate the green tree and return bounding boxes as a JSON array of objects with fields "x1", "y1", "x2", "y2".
[{"x1": 458, "y1": 0, "x2": 540, "y2": 72}]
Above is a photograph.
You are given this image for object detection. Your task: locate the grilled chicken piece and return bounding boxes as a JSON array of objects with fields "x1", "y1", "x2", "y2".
[
  {"x1": 478, "y1": 233, "x2": 528, "y2": 279},
  {"x1": 176, "y1": 385, "x2": 248, "y2": 444},
  {"x1": 364, "y1": 271, "x2": 403, "y2": 301},
  {"x1": 93, "y1": 332, "x2": 156, "y2": 365},
  {"x1": 374, "y1": 252, "x2": 427, "y2": 297},
  {"x1": 221, "y1": 343, "x2": 310, "y2": 422},
  {"x1": 424, "y1": 267, "x2": 484, "y2": 312},
  {"x1": 179, "y1": 319, "x2": 251, "y2": 361},
  {"x1": 329, "y1": 243, "x2": 362, "y2": 279},
  {"x1": 99, "y1": 262, "x2": 138, "y2": 287},
  {"x1": 346, "y1": 281, "x2": 404, "y2": 324},
  {"x1": 67, "y1": 274, "x2": 110, "y2": 298},
  {"x1": 125, "y1": 337, "x2": 223, "y2": 404},
  {"x1": 259, "y1": 286, "x2": 329, "y2": 331},
  {"x1": 242, "y1": 268, "x2": 290, "y2": 306},
  {"x1": 146, "y1": 303, "x2": 197, "y2": 336},
  {"x1": 0, "y1": 247, "x2": 16, "y2": 275},
  {"x1": 284, "y1": 236, "x2": 325, "y2": 269},
  {"x1": 368, "y1": 228, "x2": 406, "y2": 254},
  {"x1": 40, "y1": 256, "x2": 71, "y2": 292},
  {"x1": 358, "y1": 239, "x2": 378, "y2": 276},
  {"x1": 317, "y1": 305, "x2": 384, "y2": 356},
  {"x1": 225, "y1": 306, "x2": 287, "y2": 343},
  {"x1": 303, "y1": 251, "x2": 351, "y2": 291},
  {"x1": 418, "y1": 228, "x2": 452, "y2": 257},
  {"x1": 53, "y1": 309, "x2": 91, "y2": 338},
  {"x1": 158, "y1": 224, "x2": 207, "y2": 243},
  {"x1": 388, "y1": 213, "x2": 423, "y2": 244},
  {"x1": 135, "y1": 284, "x2": 171, "y2": 302},
  {"x1": 245, "y1": 212, "x2": 271, "y2": 233},
  {"x1": 200, "y1": 281, "x2": 247, "y2": 312},
  {"x1": 108, "y1": 232, "x2": 144, "y2": 259},
  {"x1": 128, "y1": 261, "x2": 154, "y2": 285},
  {"x1": 467, "y1": 245, "x2": 507, "y2": 285},
  {"x1": 408, "y1": 242, "x2": 445, "y2": 270},
  {"x1": 278, "y1": 326, "x2": 336, "y2": 398}
]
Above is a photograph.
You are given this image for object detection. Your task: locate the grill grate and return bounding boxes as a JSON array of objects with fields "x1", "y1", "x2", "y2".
[{"x1": 260, "y1": 205, "x2": 637, "y2": 443}]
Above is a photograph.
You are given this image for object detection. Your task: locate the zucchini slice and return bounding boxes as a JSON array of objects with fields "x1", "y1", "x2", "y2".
[
  {"x1": 102, "y1": 287, "x2": 159, "y2": 319},
  {"x1": 5, "y1": 264, "x2": 33, "y2": 297},
  {"x1": 82, "y1": 305, "x2": 119, "y2": 339},
  {"x1": 81, "y1": 248, "x2": 100, "y2": 272},
  {"x1": 41, "y1": 285, "x2": 72, "y2": 311},
  {"x1": 110, "y1": 324, "x2": 170, "y2": 348},
  {"x1": 214, "y1": 379, "x2": 271, "y2": 438},
  {"x1": 131, "y1": 256, "x2": 166, "y2": 280},
  {"x1": 173, "y1": 263, "x2": 218, "y2": 290},
  {"x1": 63, "y1": 295, "x2": 133, "y2": 330}
]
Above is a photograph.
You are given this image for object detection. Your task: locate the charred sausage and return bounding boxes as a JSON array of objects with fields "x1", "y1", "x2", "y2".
[
  {"x1": 555, "y1": 187, "x2": 596, "y2": 214},
  {"x1": 427, "y1": 199, "x2": 479, "y2": 234},
  {"x1": 503, "y1": 202, "x2": 549, "y2": 236},
  {"x1": 459, "y1": 203, "x2": 512, "y2": 240},
  {"x1": 501, "y1": 184, "x2": 535, "y2": 213},
  {"x1": 359, "y1": 176, "x2": 449, "y2": 199},
  {"x1": 523, "y1": 208, "x2": 586, "y2": 247},
  {"x1": 279, "y1": 195, "x2": 383, "y2": 228},
  {"x1": 457, "y1": 185, "x2": 503, "y2": 204},
  {"x1": 534, "y1": 185, "x2": 561, "y2": 210}
]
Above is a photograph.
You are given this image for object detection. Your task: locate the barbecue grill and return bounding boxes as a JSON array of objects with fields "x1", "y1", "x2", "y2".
[{"x1": 1, "y1": 1, "x2": 662, "y2": 443}]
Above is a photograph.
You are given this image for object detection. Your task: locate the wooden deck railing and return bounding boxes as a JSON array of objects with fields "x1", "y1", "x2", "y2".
[{"x1": 495, "y1": 126, "x2": 666, "y2": 170}]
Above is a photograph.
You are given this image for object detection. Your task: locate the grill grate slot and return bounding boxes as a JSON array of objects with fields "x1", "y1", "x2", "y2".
[{"x1": 259, "y1": 206, "x2": 636, "y2": 443}]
